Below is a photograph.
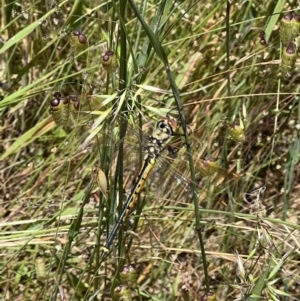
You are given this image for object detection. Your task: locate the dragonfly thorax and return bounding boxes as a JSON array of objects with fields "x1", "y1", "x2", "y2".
[
  {"x1": 145, "y1": 137, "x2": 165, "y2": 158},
  {"x1": 145, "y1": 118, "x2": 177, "y2": 158}
]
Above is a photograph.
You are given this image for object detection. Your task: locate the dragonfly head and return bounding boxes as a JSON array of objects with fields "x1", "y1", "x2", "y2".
[
  {"x1": 148, "y1": 117, "x2": 178, "y2": 149},
  {"x1": 157, "y1": 116, "x2": 179, "y2": 135},
  {"x1": 158, "y1": 116, "x2": 192, "y2": 154}
]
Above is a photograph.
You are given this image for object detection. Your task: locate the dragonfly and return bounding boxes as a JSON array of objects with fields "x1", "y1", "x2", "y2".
[
  {"x1": 50, "y1": 92, "x2": 241, "y2": 253},
  {"x1": 103, "y1": 115, "x2": 182, "y2": 251}
]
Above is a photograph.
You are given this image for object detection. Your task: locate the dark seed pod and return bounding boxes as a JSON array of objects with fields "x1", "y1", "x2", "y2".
[
  {"x1": 50, "y1": 92, "x2": 70, "y2": 127},
  {"x1": 255, "y1": 31, "x2": 267, "y2": 50},
  {"x1": 53, "y1": 91, "x2": 61, "y2": 98},
  {"x1": 70, "y1": 30, "x2": 87, "y2": 53},
  {"x1": 72, "y1": 99, "x2": 80, "y2": 111},
  {"x1": 68, "y1": 95, "x2": 80, "y2": 119},
  {"x1": 287, "y1": 42, "x2": 296, "y2": 54},
  {"x1": 102, "y1": 50, "x2": 118, "y2": 73},
  {"x1": 259, "y1": 38, "x2": 267, "y2": 46},
  {"x1": 50, "y1": 98, "x2": 60, "y2": 107},
  {"x1": 113, "y1": 285, "x2": 132, "y2": 301},
  {"x1": 77, "y1": 33, "x2": 87, "y2": 44},
  {"x1": 120, "y1": 264, "x2": 138, "y2": 288},
  {"x1": 280, "y1": 12, "x2": 296, "y2": 45},
  {"x1": 69, "y1": 95, "x2": 80, "y2": 109},
  {"x1": 281, "y1": 42, "x2": 297, "y2": 78},
  {"x1": 72, "y1": 30, "x2": 80, "y2": 37}
]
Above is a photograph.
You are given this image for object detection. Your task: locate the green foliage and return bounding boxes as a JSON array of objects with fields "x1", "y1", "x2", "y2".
[{"x1": 1, "y1": 0, "x2": 300, "y2": 300}]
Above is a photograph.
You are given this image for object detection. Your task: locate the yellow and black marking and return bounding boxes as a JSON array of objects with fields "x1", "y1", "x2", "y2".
[
  {"x1": 121, "y1": 157, "x2": 156, "y2": 221},
  {"x1": 104, "y1": 117, "x2": 179, "y2": 250},
  {"x1": 101, "y1": 50, "x2": 118, "y2": 73},
  {"x1": 50, "y1": 92, "x2": 80, "y2": 127}
]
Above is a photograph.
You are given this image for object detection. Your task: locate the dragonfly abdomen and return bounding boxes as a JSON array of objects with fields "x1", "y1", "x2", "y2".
[
  {"x1": 104, "y1": 157, "x2": 156, "y2": 251},
  {"x1": 122, "y1": 156, "x2": 156, "y2": 222}
]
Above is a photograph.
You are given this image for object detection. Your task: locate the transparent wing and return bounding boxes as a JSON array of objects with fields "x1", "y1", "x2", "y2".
[
  {"x1": 79, "y1": 108, "x2": 240, "y2": 208},
  {"x1": 49, "y1": 92, "x2": 241, "y2": 215}
]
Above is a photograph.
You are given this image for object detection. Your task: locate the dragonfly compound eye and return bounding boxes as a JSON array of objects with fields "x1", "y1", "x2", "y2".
[
  {"x1": 159, "y1": 120, "x2": 175, "y2": 136},
  {"x1": 158, "y1": 121, "x2": 167, "y2": 129},
  {"x1": 158, "y1": 120, "x2": 168, "y2": 128}
]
